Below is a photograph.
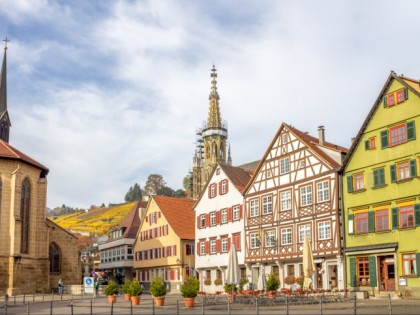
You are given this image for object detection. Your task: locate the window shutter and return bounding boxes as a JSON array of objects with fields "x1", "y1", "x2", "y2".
[
  {"x1": 235, "y1": 233, "x2": 241, "y2": 251},
  {"x1": 369, "y1": 256, "x2": 377, "y2": 287},
  {"x1": 145, "y1": 216, "x2": 148, "y2": 222},
  {"x1": 390, "y1": 165, "x2": 396, "y2": 183},
  {"x1": 404, "y1": 87, "x2": 409, "y2": 100},
  {"x1": 215, "y1": 184, "x2": 218, "y2": 197},
  {"x1": 410, "y1": 159, "x2": 417, "y2": 178},
  {"x1": 348, "y1": 214, "x2": 354, "y2": 235},
  {"x1": 347, "y1": 176, "x2": 353, "y2": 193},
  {"x1": 205, "y1": 214, "x2": 210, "y2": 227},
  {"x1": 368, "y1": 211, "x2": 375, "y2": 233},
  {"x1": 383, "y1": 96, "x2": 387, "y2": 108},
  {"x1": 158, "y1": 212, "x2": 161, "y2": 218},
  {"x1": 379, "y1": 168, "x2": 385, "y2": 185},
  {"x1": 208, "y1": 186, "x2": 211, "y2": 198},
  {"x1": 392, "y1": 207, "x2": 399, "y2": 229},
  {"x1": 407, "y1": 121, "x2": 416, "y2": 141},
  {"x1": 226, "y1": 180, "x2": 229, "y2": 193},
  {"x1": 219, "y1": 182, "x2": 222, "y2": 194},
  {"x1": 349, "y1": 257, "x2": 357, "y2": 287},
  {"x1": 227, "y1": 207, "x2": 233, "y2": 222},
  {"x1": 415, "y1": 253, "x2": 420, "y2": 276},
  {"x1": 239, "y1": 205, "x2": 243, "y2": 219},
  {"x1": 373, "y1": 170, "x2": 379, "y2": 187},
  {"x1": 216, "y1": 211, "x2": 220, "y2": 225},
  {"x1": 216, "y1": 239, "x2": 221, "y2": 253},
  {"x1": 415, "y1": 204, "x2": 420, "y2": 227},
  {"x1": 365, "y1": 140, "x2": 370, "y2": 150},
  {"x1": 205, "y1": 241, "x2": 209, "y2": 254},
  {"x1": 196, "y1": 242, "x2": 200, "y2": 255},
  {"x1": 380, "y1": 130, "x2": 389, "y2": 149},
  {"x1": 171, "y1": 269, "x2": 174, "y2": 281},
  {"x1": 197, "y1": 216, "x2": 200, "y2": 229}
]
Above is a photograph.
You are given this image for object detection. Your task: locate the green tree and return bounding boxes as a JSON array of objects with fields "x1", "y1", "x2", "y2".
[
  {"x1": 125, "y1": 186, "x2": 134, "y2": 202},
  {"x1": 144, "y1": 174, "x2": 166, "y2": 196},
  {"x1": 156, "y1": 186, "x2": 175, "y2": 197},
  {"x1": 124, "y1": 183, "x2": 143, "y2": 201}
]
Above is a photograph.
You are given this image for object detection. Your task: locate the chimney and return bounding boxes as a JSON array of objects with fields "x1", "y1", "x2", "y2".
[{"x1": 318, "y1": 125, "x2": 325, "y2": 145}]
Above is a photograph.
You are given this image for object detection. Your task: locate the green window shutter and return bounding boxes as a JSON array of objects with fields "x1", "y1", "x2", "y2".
[
  {"x1": 348, "y1": 213, "x2": 354, "y2": 235},
  {"x1": 347, "y1": 176, "x2": 353, "y2": 193},
  {"x1": 373, "y1": 169, "x2": 379, "y2": 187},
  {"x1": 390, "y1": 164, "x2": 396, "y2": 183},
  {"x1": 349, "y1": 257, "x2": 357, "y2": 287},
  {"x1": 365, "y1": 140, "x2": 370, "y2": 150},
  {"x1": 380, "y1": 130, "x2": 389, "y2": 149},
  {"x1": 392, "y1": 207, "x2": 399, "y2": 229},
  {"x1": 379, "y1": 168, "x2": 385, "y2": 185},
  {"x1": 415, "y1": 204, "x2": 420, "y2": 227},
  {"x1": 410, "y1": 159, "x2": 417, "y2": 178},
  {"x1": 368, "y1": 211, "x2": 375, "y2": 232},
  {"x1": 369, "y1": 256, "x2": 377, "y2": 287},
  {"x1": 383, "y1": 96, "x2": 387, "y2": 108},
  {"x1": 416, "y1": 253, "x2": 420, "y2": 276},
  {"x1": 407, "y1": 121, "x2": 416, "y2": 141},
  {"x1": 404, "y1": 87, "x2": 409, "y2": 100}
]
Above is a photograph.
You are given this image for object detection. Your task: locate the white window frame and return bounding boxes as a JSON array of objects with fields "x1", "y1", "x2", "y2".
[
  {"x1": 318, "y1": 221, "x2": 331, "y2": 240},
  {"x1": 317, "y1": 181, "x2": 330, "y2": 203},
  {"x1": 281, "y1": 228, "x2": 292, "y2": 245},
  {"x1": 250, "y1": 199, "x2": 260, "y2": 217},
  {"x1": 200, "y1": 242, "x2": 205, "y2": 255},
  {"x1": 210, "y1": 184, "x2": 216, "y2": 198},
  {"x1": 263, "y1": 195, "x2": 273, "y2": 214},
  {"x1": 210, "y1": 212, "x2": 216, "y2": 226},
  {"x1": 221, "y1": 180, "x2": 227, "y2": 194},
  {"x1": 280, "y1": 157, "x2": 290, "y2": 175},
  {"x1": 221, "y1": 209, "x2": 227, "y2": 224},
  {"x1": 250, "y1": 233, "x2": 259, "y2": 249},
  {"x1": 210, "y1": 240, "x2": 216, "y2": 254},
  {"x1": 300, "y1": 185, "x2": 312, "y2": 206},
  {"x1": 298, "y1": 225, "x2": 311, "y2": 243},
  {"x1": 280, "y1": 190, "x2": 292, "y2": 211},
  {"x1": 221, "y1": 238, "x2": 228, "y2": 252},
  {"x1": 233, "y1": 205, "x2": 240, "y2": 221},
  {"x1": 265, "y1": 230, "x2": 276, "y2": 247},
  {"x1": 200, "y1": 214, "x2": 206, "y2": 228}
]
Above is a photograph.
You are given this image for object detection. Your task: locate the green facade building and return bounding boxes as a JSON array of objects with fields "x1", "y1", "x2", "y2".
[{"x1": 342, "y1": 72, "x2": 420, "y2": 298}]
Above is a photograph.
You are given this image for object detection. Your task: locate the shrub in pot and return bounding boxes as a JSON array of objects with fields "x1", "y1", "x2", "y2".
[
  {"x1": 122, "y1": 280, "x2": 132, "y2": 301},
  {"x1": 266, "y1": 273, "x2": 280, "y2": 294},
  {"x1": 180, "y1": 276, "x2": 200, "y2": 308},
  {"x1": 129, "y1": 279, "x2": 143, "y2": 305},
  {"x1": 149, "y1": 276, "x2": 167, "y2": 306},
  {"x1": 104, "y1": 280, "x2": 119, "y2": 303}
]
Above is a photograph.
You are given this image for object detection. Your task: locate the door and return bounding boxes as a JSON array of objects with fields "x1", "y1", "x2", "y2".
[{"x1": 379, "y1": 256, "x2": 395, "y2": 291}]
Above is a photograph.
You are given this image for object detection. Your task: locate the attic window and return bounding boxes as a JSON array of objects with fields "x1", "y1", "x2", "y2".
[
  {"x1": 282, "y1": 134, "x2": 288, "y2": 144},
  {"x1": 216, "y1": 168, "x2": 220, "y2": 175},
  {"x1": 383, "y1": 88, "x2": 408, "y2": 108}
]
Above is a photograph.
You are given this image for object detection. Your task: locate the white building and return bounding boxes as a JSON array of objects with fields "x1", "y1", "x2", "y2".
[{"x1": 194, "y1": 162, "x2": 253, "y2": 292}]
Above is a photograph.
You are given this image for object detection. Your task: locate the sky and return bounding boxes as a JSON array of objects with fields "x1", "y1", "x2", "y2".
[{"x1": 1, "y1": 1, "x2": 419, "y2": 209}]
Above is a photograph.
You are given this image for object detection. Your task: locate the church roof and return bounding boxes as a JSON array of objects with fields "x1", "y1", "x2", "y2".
[
  {"x1": 0, "y1": 46, "x2": 7, "y2": 114},
  {"x1": 0, "y1": 139, "x2": 49, "y2": 176},
  {"x1": 152, "y1": 195, "x2": 195, "y2": 240}
]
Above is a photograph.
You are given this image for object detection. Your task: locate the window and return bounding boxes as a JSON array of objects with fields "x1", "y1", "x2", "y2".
[
  {"x1": 20, "y1": 177, "x2": 31, "y2": 254},
  {"x1": 318, "y1": 221, "x2": 331, "y2": 240},
  {"x1": 250, "y1": 199, "x2": 259, "y2": 217},
  {"x1": 298, "y1": 225, "x2": 310, "y2": 243},
  {"x1": 402, "y1": 253, "x2": 417, "y2": 275},
  {"x1": 280, "y1": 158, "x2": 290, "y2": 174},
  {"x1": 355, "y1": 212, "x2": 368, "y2": 234},
  {"x1": 266, "y1": 171, "x2": 272, "y2": 178},
  {"x1": 186, "y1": 244, "x2": 195, "y2": 255},
  {"x1": 210, "y1": 184, "x2": 217, "y2": 198},
  {"x1": 396, "y1": 89, "x2": 405, "y2": 103},
  {"x1": 262, "y1": 195, "x2": 273, "y2": 214},
  {"x1": 354, "y1": 173, "x2": 365, "y2": 191},
  {"x1": 317, "y1": 181, "x2": 329, "y2": 202},
  {"x1": 233, "y1": 205, "x2": 240, "y2": 221},
  {"x1": 221, "y1": 180, "x2": 227, "y2": 194},
  {"x1": 49, "y1": 243, "x2": 61, "y2": 273},
  {"x1": 200, "y1": 214, "x2": 206, "y2": 228},
  {"x1": 200, "y1": 241, "x2": 206, "y2": 255},
  {"x1": 397, "y1": 161, "x2": 410, "y2": 181},
  {"x1": 221, "y1": 209, "x2": 227, "y2": 224},
  {"x1": 282, "y1": 134, "x2": 288, "y2": 144},
  {"x1": 373, "y1": 168, "x2": 385, "y2": 187},
  {"x1": 375, "y1": 209, "x2": 389, "y2": 231},
  {"x1": 384, "y1": 89, "x2": 408, "y2": 107},
  {"x1": 281, "y1": 228, "x2": 292, "y2": 245},
  {"x1": 387, "y1": 93, "x2": 395, "y2": 107},
  {"x1": 221, "y1": 238, "x2": 228, "y2": 253},
  {"x1": 400, "y1": 205, "x2": 414, "y2": 228},
  {"x1": 250, "y1": 233, "x2": 259, "y2": 249},
  {"x1": 390, "y1": 124, "x2": 407, "y2": 147},
  {"x1": 365, "y1": 137, "x2": 377, "y2": 150},
  {"x1": 357, "y1": 257, "x2": 370, "y2": 286},
  {"x1": 150, "y1": 212, "x2": 156, "y2": 225},
  {"x1": 300, "y1": 185, "x2": 312, "y2": 206},
  {"x1": 210, "y1": 240, "x2": 216, "y2": 254},
  {"x1": 210, "y1": 212, "x2": 216, "y2": 226},
  {"x1": 280, "y1": 191, "x2": 291, "y2": 211},
  {"x1": 265, "y1": 230, "x2": 276, "y2": 247}
]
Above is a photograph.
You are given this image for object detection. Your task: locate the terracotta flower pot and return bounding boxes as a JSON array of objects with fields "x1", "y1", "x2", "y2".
[
  {"x1": 124, "y1": 293, "x2": 131, "y2": 301},
  {"x1": 131, "y1": 296, "x2": 141, "y2": 305},
  {"x1": 153, "y1": 296, "x2": 165, "y2": 306},
  {"x1": 183, "y1": 297, "x2": 195, "y2": 308},
  {"x1": 108, "y1": 295, "x2": 117, "y2": 304}
]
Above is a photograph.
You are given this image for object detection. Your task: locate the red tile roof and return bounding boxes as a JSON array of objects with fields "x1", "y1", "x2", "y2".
[
  {"x1": 118, "y1": 201, "x2": 148, "y2": 239},
  {"x1": 220, "y1": 163, "x2": 253, "y2": 193},
  {"x1": 0, "y1": 139, "x2": 49, "y2": 175},
  {"x1": 152, "y1": 195, "x2": 196, "y2": 240}
]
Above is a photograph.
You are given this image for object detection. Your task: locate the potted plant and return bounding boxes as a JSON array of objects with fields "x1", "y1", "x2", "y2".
[
  {"x1": 239, "y1": 278, "x2": 249, "y2": 293},
  {"x1": 223, "y1": 283, "x2": 237, "y2": 302},
  {"x1": 180, "y1": 276, "x2": 200, "y2": 307},
  {"x1": 284, "y1": 275, "x2": 296, "y2": 286},
  {"x1": 266, "y1": 273, "x2": 280, "y2": 295},
  {"x1": 149, "y1": 276, "x2": 167, "y2": 306},
  {"x1": 122, "y1": 280, "x2": 132, "y2": 301},
  {"x1": 129, "y1": 279, "x2": 143, "y2": 305},
  {"x1": 204, "y1": 278, "x2": 212, "y2": 286},
  {"x1": 104, "y1": 280, "x2": 119, "y2": 303},
  {"x1": 296, "y1": 275, "x2": 305, "y2": 289},
  {"x1": 214, "y1": 278, "x2": 223, "y2": 286}
]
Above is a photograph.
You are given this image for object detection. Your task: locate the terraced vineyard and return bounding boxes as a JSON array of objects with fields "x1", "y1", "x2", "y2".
[{"x1": 50, "y1": 202, "x2": 136, "y2": 236}]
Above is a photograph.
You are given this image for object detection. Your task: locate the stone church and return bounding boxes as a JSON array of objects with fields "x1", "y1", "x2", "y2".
[
  {"x1": 0, "y1": 43, "x2": 80, "y2": 295},
  {"x1": 191, "y1": 66, "x2": 232, "y2": 199}
]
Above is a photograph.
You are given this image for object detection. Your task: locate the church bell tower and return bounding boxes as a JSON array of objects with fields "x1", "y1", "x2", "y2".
[
  {"x1": 192, "y1": 66, "x2": 231, "y2": 199},
  {"x1": 0, "y1": 38, "x2": 11, "y2": 143}
]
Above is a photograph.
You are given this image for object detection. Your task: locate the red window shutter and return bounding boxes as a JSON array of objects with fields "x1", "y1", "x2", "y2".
[
  {"x1": 226, "y1": 180, "x2": 229, "y2": 193},
  {"x1": 219, "y1": 181, "x2": 222, "y2": 194},
  {"x1": 158, "y1": 212, "x2": 161, "y2": 218},
  {"x1": 216, "y1": 239, "x2": 221, "y2": 253},
  {"x1": 167, "y1": 246, "x2": 170, "y2": 256},
  {"x1": 171, "y1": 269, "x2": 174, "y2": 281},
  {"x1": 216, "y1": 211, "x2": 220, "y2": 225},
  {"x1": 174, "y1": 245, "x2": 177, "y2": 256},
  {"x1": 235, "y1": 234, "x2": 241, "y2": 251},
  {"x1": 227, "y1": 238, "x2": 231, "y2": 252},
  {"x1": 205, "y1": 214, "x2": 210, "y2": 227},
  {"x1": 227, "y1": 207, "x2": 232, "y2": 222},
  {"x1": 196, "y1": 242, "x2": 200, "y2": 255},
  {"x1": 240, "y1": 205, "x2": 243, "y2": 219},
  {"x1": 197, "y1": 216, "x2": 200, "y2": 229},
  {"x1": 145, "y1": 215, "x2": 148, "y2": 222},
  {"x1": 208, "y1": 186, "x2": 211, "y2": 198},
  {"x1": 205, "y1": 241, "x2": 209, "y2": 254},
  {"x1": 215, "y1": 184, "x2": 218, "y2": 197}
]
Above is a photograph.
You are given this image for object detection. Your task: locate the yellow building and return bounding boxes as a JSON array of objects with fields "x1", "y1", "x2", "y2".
[
  {"x1": 133, "y1": 195, "x2": 196, "y2": 292},
  {"x1": 342, "y1": 72, "x2": 420, "y2": 298}
]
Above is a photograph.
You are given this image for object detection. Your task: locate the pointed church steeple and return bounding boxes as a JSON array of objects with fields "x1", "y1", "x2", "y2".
[
  {"x1": 0, "y1": 38, "x2": 11, "y2": 143},
  {"x1": 207, "y1": 65, "x2": 222, "y2": 128}
]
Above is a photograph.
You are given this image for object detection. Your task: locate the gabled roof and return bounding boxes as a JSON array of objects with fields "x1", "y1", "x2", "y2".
[
  {"x1": 219, "y1": 163, "x2": 253, "y2": 193},
  {"x1": 341, "y1": 71, "x2": 420, "y2": 169},
  {"x1": 235, "y1": 160, "x2": 260, "y2": 174},
  {"x1": 0, "y1": 139, "x2": 49, "y2": 176},
  {"x1": 244, "y1": 122, "x2": 348, "y2": 194},
  {"x1": 109, "y1": 201, "x2": 148, "y2": 241},
  {"x1": 152, "y1": 195, "x2": 196, "y2": 240}
]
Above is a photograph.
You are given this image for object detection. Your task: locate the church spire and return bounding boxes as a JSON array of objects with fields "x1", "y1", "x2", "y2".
[
  {"x1": 207, "y1": 65, "x2": 222, "y2": 128},
  {"x1": 0, "y1": 38, "x2": 11, "y2": 143}
]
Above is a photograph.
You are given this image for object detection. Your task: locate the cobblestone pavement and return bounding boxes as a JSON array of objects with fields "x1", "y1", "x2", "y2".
[{"x1": 2, "y1": 293, "x2": 420, "y2": 315}]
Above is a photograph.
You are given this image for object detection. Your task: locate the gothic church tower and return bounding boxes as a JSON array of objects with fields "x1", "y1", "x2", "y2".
[
  {"x1": 0, "y1": 41, "x2": 11, "y2": 142},
  {"x1": 192, "y1": 66, "x2": 231, "y2": 199}
]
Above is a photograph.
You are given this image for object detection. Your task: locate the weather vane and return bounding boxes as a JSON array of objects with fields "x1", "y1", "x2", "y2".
[{"x1": 3, "y1": 37, "x2": 10, "y2": 50}]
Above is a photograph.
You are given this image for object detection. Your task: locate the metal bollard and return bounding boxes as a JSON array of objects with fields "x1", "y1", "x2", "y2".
[
  {"x1": 256, "y1": 298, "x2": 259, "y2": 315},
  {"x1": 111, "y1": 300, "x2": 114, "y2": 315},
  {"x1": 388, "y1": 293, "x2": 392, "y2": 315},
  {"x1": 320, "y1": 295, "x2": 323, "y2": 314},
  {"x1": 14, "y1": 295, "x2": 16, "y2": 305},
  {"x1": 33, "y1": 291, "x2": 35, "y2": 302},
  {"x1": 201, "y1": 298, "x2": 204, "y2": 315},
  {"x1": 50, "y1": 300, "x2": 53, "y2": 315},
  {"x1": 353, "y1": 294, "x2": 357, "y2": 315},
  {"x1": 286, "y1": 295, "x2": 289, "y2": 315},
  {"x1": 152, "y1": 296, "x2": 155, "y2": 315},
  {"x1": 130, "y1": 299, "x2": 133, "y2": 315},
  {"x1": 23, "y1": 294, "x2": 26, "y2": 304},
  {"x1": 90, "y1": 299, "x2": 93, "y2": 315},
  {"x1": 176, "y1": 299, "x2": 179, "y2": 315},
  {"x1": 27, "y1": 302, "x2": 29, "y2": 315},
  {"x1": 228, "y1": 299, "x2": 231, "y2": 315}
]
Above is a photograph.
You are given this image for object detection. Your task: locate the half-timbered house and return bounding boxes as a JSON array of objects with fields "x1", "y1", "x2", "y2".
[{"x1": 243, "y1": 123, "x2": 347, "y2": 290}]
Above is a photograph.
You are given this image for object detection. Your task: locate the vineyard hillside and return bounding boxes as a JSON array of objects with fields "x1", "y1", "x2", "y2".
[{"x1": 50, "y1": 202, "x2": 137, "y2": 236}]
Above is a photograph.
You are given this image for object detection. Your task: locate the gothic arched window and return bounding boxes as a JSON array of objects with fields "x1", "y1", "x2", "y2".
[
  {"x1": 20, "y1": 177, "x2": 31, "y2": 254},
  {"x1": 49, "y1": 242, "x2": 61, "y2": 273}
]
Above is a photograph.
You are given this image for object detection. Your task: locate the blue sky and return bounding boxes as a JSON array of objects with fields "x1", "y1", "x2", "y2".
[{"x1": 1, "y1": 1, "x2": 419, "y2": 209}]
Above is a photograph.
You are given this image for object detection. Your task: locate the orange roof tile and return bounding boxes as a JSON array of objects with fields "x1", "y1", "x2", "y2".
[
  {"x1": 153, "y1": 195, "x2": 196, "y2": 240},
  {"x1": 220, "y1": 163, "x2": 252, "y2": 193}
]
